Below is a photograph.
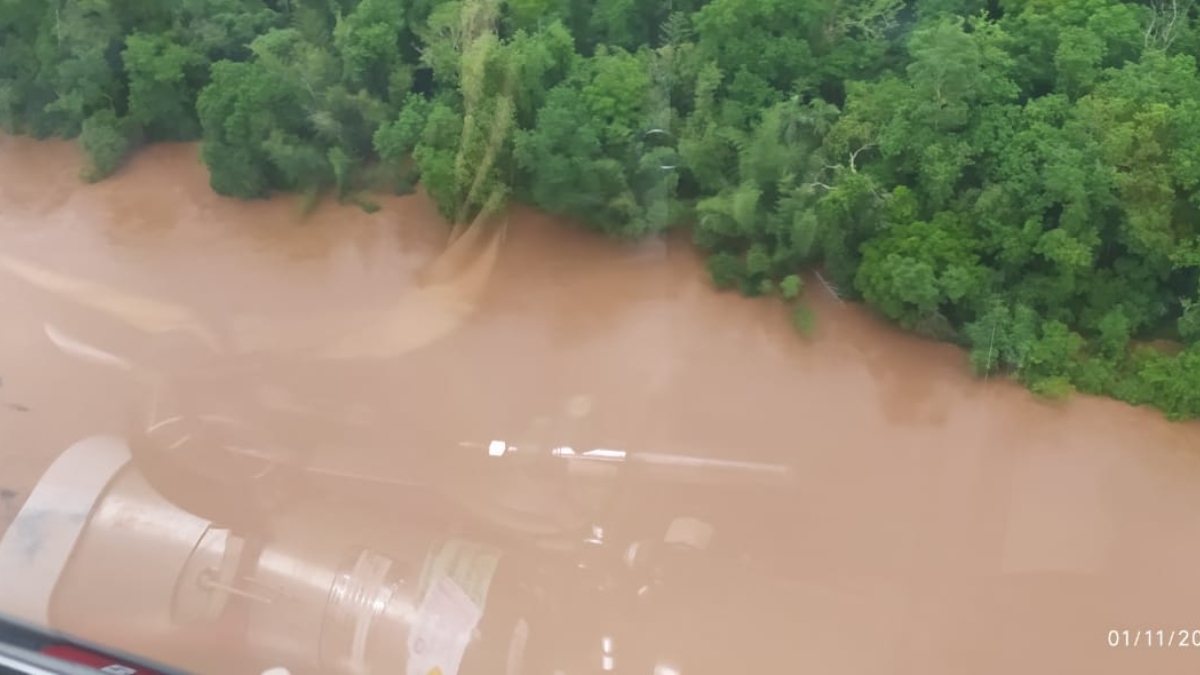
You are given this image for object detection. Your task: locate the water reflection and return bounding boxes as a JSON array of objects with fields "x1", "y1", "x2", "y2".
[
  {"x1": 3, "y1": 137, "x2": 1200, "y2": 674},
  {"x1": 0, "y1": 435, "x2": 804, "y2": 675}
]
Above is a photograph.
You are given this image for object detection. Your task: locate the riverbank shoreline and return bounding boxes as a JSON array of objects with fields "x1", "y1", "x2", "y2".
[{"x1": 7, "y1": 129, "x2": 1198, "y2": 426}]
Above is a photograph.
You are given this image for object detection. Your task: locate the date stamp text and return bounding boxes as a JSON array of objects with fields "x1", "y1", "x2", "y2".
[{"x1": 1108, "y1": 629, "x2": 1200, "y2": 648}]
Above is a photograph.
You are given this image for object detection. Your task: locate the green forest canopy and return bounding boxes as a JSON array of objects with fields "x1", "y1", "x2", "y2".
[{"x1": 4, "y1": 0, "x2": 1200, "y2": 420}]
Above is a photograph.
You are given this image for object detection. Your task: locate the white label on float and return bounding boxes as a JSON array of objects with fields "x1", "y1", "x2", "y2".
[
  {"x1": 416, "y1": 538, "x2": 502, "y2": 611},
  {"x1": 407, "y1": 575, "x2": 483, "y2": 675}
]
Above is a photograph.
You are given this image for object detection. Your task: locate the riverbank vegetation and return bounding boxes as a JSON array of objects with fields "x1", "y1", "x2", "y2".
[{"x1": 4, "y1": 0, "x2": 1200, "y2": 419}]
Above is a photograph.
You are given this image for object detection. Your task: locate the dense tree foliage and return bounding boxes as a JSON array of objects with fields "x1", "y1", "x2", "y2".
[{"x1": 6, "y1": 0, "x2": 1200, "y2": 419}]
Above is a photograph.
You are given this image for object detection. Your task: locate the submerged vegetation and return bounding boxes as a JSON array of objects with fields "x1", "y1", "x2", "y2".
[{"x1": 4, "y1": 0, "x2": 1200, "y2": 419}]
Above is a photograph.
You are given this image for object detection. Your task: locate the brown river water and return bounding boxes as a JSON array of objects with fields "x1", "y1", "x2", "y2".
[{"x1": 2, "y1": 134, "x2": 1200, "y2": 674}]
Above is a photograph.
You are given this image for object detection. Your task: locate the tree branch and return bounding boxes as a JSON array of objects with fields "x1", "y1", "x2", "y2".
[{"x1": 848, "y1": 143, "x2": 874, "y2": 173}]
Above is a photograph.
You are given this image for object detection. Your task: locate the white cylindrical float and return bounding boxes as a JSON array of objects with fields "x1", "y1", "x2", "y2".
[{"x1": 0, "y1": 436, "x2": 545, "y2": 675}]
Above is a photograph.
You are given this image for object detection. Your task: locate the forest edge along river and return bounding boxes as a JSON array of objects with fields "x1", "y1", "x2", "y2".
[{"x1": 3, "y1": 137, "x2": 1200, "y2": 674}]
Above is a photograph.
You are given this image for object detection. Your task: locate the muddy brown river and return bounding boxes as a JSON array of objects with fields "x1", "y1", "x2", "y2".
[{"x1": 2, "y1": 134, "x2": 1200, "y2": 674}]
